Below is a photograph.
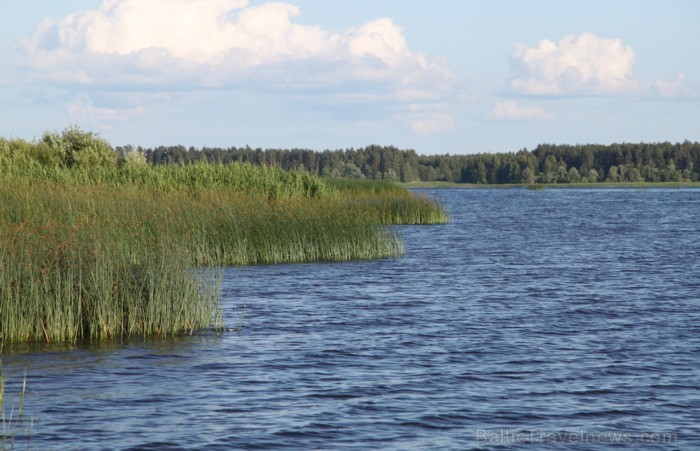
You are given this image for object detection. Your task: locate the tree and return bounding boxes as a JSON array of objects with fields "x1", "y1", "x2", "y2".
[
  {"x1": 556, "y1": 163, "x2": 569, "y2": 183},
  {"x1": 383, "y1": 168, "x2": 399, "y2": 182},
  {"x1": 119, "y1": 145, "x2": 148, "y2": 167},
  {"x1": 132, "y1": 139, "x2": 700, "y2": 184},
  {"x1": 520, "y1": 166, "x2": 536, "y2": 184},
  {"x1": 606, "y1": 166, "x2": 620, "y2": 182},
  {"x1": 567, "y1": 167, "x2": 581, "y2": 183},
  {"x1": 336, "y1": 162, "x2": 363, "y2": 179},
  {"x1": 629, "y1": 167, "x2": 642, "y2": 182}
]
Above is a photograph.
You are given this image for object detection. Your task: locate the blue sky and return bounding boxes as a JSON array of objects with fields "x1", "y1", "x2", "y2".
[{"x1": 1, "y1": 0, "x2": 698, "y2": 154}]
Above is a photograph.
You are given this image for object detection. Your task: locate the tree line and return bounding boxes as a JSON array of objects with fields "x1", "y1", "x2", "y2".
[{"x1": 122, "y1": 141, "x2": 700, "y2": 184}]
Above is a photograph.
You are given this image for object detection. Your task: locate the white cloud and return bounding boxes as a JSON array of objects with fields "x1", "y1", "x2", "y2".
[
  {"x1": 21, "y1": 0, "x2": 450, "y2": 89},
  {"x1": 655, "y1": 73, "x2": 697, "y2": 98},
  {"x1": 20, "y1": 0, "x2": 456, "y2": 135},
  {"x1": 486, "y1": 101, "x2": 551, "y2": 121},
  {"x1": 509, "y1": 33, "x2": 644, "y2": 96}
]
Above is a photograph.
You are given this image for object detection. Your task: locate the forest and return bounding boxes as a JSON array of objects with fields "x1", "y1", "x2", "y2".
[{"x1": 129, "y1": 141, "x2": 700, "y2": 184}]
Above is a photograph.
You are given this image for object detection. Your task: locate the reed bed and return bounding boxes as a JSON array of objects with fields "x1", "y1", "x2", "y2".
[
  {"x1": 324, "y1": 178, "x2": 408, "y2": 195},
  {"x1": 0, "y1": 179, "x2": 224, "y2": 342},
  {"x1": 0, "y1": 157, "x2": 326, "y2": 199},
  {"x1": 341, "y1": 192, "x2": 449, "y2": 225},
  {"x1": 0, "y1": 131, "x2": 446, "y2": 344},
  {"x1": 326, "y1": 179, "x2": 448, "y2": 224}
]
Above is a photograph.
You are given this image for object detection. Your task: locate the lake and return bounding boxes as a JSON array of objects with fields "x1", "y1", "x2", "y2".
[{"x1": 2, "y1": 188, "x2": 699, "y2": 449}]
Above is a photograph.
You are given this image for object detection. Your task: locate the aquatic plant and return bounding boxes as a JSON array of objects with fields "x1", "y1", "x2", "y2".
[
  {"x1": 0, "y1": 363, "x2": 28, "y2": 450},
  {"x1": 0, "y1": 131, "x2": 446, "y2": 344},
  {"x1": 326, "y1": 179, "x2": 448, "y2": 224},
  {"x1": 0, "y1": 180, "x2": 224, "y2": 342},
  {"x1": 0, "y1": 172, "x2": 414, "y2": 343}
]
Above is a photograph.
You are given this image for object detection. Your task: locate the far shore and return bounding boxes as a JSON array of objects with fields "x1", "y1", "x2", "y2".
[{"x1": 401, "y1": 181, "x2": 700, "y2": 189}]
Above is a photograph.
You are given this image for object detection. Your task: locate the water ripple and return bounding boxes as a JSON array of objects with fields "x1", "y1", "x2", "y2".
[{"x1": 2, "y1": 188, "x2": 699, "y2": 449}]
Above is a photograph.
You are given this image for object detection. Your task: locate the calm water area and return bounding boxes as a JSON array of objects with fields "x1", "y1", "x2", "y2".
[{"x1": 2, "y1": 188, "x2": 699, "y2": 449}]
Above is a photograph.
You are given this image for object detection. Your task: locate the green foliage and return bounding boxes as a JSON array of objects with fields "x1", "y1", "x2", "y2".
[
  {"x1": 324, "y1": 178, "x2": 448, "y2": 224},
  {"x1": 606, "y1": 165, "x2": 621, "y2": 182},
  {"x1": 133, "y1": 140, "x2": 700, "y2": 185},
  {"x1": 41, "y1": 125, "x2": 117, "y2": 168},
  {"x1": 325, "y1": 178, "x2": 406, "y2": 195},
  {"x1": 0, "y1": 175, "x2": 412, "y2": 343},
  {"x1": 0, "y1": 180, "x2": 224, "y2": 343},
  {"x1": 118, "y1": 145, "x2": 148, "y2": 167},
  {"x1": 568, "y1": 167, "x2": 581, "y2": 183},
  {"x1": 0, "y1": 128, "x2": 447, "y2": 344}
]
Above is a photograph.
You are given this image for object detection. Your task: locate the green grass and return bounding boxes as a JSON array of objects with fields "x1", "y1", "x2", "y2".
[
  {"x1": 0, "y1": 179, "x2": 225, "y2": 342},
  {"x1": 0, "y1": 135, "x2": 447, "y2": 344},
  {"x1": 325, "y1": 177, "x2": 408, "y2": 195},
  {"x1": 0, "y1": 178, "x2": 408, "y2": 343},
  {"x1": 0, "y1": 157, "x2": 327, "y2": 199},
  {"x1": 327, "y1": 178, "x2": 448, "y2": 224}
]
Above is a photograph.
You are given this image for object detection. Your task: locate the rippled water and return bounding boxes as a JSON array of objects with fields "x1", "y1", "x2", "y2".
[{"x1": 2, "y1": 188, "x2": 699, "y2": 449}]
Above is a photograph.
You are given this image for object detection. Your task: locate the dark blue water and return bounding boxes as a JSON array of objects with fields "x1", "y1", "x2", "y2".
[{"x1": 2, "y1": 189, "x2": 699, "y2": 449}]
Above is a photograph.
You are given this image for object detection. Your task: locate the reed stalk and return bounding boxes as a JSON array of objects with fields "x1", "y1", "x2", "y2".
[{"x1": 1, "y1": 135, "x2": 446, "y2": 344}]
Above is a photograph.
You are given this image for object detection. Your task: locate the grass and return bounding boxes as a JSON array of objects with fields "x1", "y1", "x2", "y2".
[
  {"x1": 0, "y1": 157, "x2": 328, "y2": 199},
  {"x1": 325, "y1": 178, "x2": 408, "y2": 195},
  {"x1": 328, "y1": 178, "x2": 449, "y2": 224},
  {"x1": 0, "y1": 179, "x2": 225, "y2": 342},
  {"x1": 0, "y1": 134, "x2": 447, "y2": 344}
]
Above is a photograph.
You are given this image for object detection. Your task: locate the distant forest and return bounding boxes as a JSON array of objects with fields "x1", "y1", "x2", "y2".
[{"x1": 125, "y1": 141, "x2": 700, "y2": 184}]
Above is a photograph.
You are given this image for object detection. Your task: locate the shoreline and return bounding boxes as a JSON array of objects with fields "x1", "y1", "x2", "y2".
[{"x1": 401, "y1": 181, "x2": 700, "y2": 189}]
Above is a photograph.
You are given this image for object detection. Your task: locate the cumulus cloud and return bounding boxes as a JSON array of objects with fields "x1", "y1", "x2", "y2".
[
  {"x1": 486, "y1": 101, "x2": 551, "y2": 121},
  {"x1": 654, "y1": 73, "x2": 697, "y2": 98},
  {"x1": 20, "y1": 0, "x2": 455, "y2": 135},
  {"x1": 509, "y1": 32, "x2": 643, "y2": 96},
  {"x1": 21, "y1": 0, "x2": 451, "y2": 90}
]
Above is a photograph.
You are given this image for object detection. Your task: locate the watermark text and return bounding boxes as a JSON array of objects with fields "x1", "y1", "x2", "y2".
[{"x1": 475, "y1": 428, "x2": 677, "y2": 445}]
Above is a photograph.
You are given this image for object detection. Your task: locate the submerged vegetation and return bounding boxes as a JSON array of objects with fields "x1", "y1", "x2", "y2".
[{"x1": 0, "y1": 127, "x2": 446, "y2": 344}]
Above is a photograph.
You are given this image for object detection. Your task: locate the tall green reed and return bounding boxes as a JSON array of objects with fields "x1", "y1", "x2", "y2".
[
  {"x1": 0, "y1": 175, "x2": 408, "y2": 343},
  {"x1": 1, "y1": 142, "x2": 446, "y2": 344},
  {"x1": 0, "y1": 179, "x2": 224, "y2": 343},
  {"x1": 0, "y1": 361, "x2": 28, "y2": 450}
]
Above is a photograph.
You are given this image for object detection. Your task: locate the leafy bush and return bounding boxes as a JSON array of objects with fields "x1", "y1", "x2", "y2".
[{"x1": 41, "y1": 125, "x2": 117, "y2": 168}]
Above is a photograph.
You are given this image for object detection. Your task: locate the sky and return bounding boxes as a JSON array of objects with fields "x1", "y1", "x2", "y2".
[{"x1": 1, "y1": 0, "x2": 698, "y2": 154}]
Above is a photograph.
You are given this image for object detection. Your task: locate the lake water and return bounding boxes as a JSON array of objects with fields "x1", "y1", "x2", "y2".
[{"x1": 2, "y1": 188, "x2": 699, "y2": 449}]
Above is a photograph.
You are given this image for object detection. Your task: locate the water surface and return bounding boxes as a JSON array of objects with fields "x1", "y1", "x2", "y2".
[{"x1": 2, "y1": 188, "x2": 699, "y2": 449}]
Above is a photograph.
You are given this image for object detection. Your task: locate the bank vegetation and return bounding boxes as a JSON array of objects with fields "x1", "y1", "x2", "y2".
[
  {"x1": 133, "y1": 141, "x2": 700, "y2": 185},
  {"x1": 0, "y1": 127, "x2": 446, "y2": 344}
]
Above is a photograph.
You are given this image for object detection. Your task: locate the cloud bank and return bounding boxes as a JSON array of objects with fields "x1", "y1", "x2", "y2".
[
  {"x1": 21, "y1": 1, "x2": 451, "y2": 94},
  {"x1": 20, "y1": 0, "x2": 456, "y2": 135},
  {"x1": 509, "y1": 32, "x2": 643, "y2": 96}
]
